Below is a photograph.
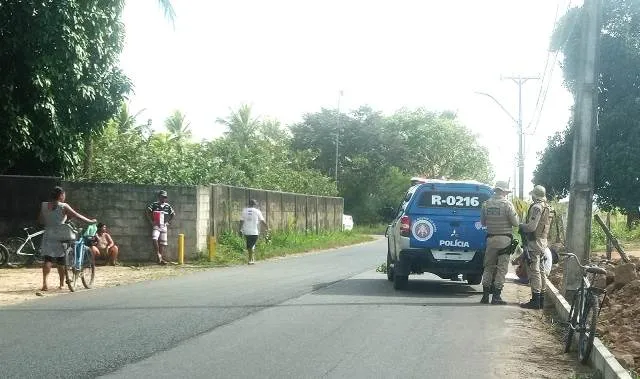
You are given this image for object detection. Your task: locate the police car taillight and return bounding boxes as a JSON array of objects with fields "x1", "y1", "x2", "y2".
[{"x1": 400, "y1": 215, "x2": 410, "y2": 237}]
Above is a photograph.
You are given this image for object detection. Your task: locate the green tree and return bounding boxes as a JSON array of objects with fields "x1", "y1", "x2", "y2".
[
  {"x1": 534, "y1": 0, "x2": 640, "y2": 224},
  {"x1": 0, "y1": 0, "x2": 175, "y2": 177},
  {"x1": 290, "y1": 106, "x2": 494, "y2": 223},
  {"x1": 114, "y1": 103, "x2": 149, "y2": 135},
  {"x1": 0, "y1": 1, "x2": 132, "y2": 176},
  {"x1": 384, "y1": 108, "x2": 494, "y2": 183},
  {"x1": 533, "y1": 123, "x2": 573, "y2": 199},
  {"x1": 85, "y1": 105, "x2": 337, "y2": 196},
  {"x1": 217, "y1": 104, "x2": 259, "y2": 146},
  {"x1": 164, "y1": 110, "x2": 192, "y2": 143}
]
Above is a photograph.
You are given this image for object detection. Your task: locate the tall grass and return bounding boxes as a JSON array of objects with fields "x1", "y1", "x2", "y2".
[
  {"x1": 591, "y1": 212, "x2": 640, "y2": 251},
  {"x1": 194, "y1": 229, "x2": 374, "y2": 266},
  {"x1": 352, "y1": 224, "x2": 388, "y2": 235}
]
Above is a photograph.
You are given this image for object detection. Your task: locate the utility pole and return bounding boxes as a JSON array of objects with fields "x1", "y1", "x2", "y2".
[
  {"x1": 501, "y1": 75, "x2": 539, "y2": 199},
  {"x1": 474, "y1": 89, "x2": 532, "y2": 199},
  {"x1": 563, "y1": 0, "x2": 601, "y2": 296},
  {"x1": 335, "y1": 90, "x2": 343, "y2": 185}
]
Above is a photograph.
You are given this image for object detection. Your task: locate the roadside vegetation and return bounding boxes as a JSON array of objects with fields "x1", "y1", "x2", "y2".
[
  {"x1": 591, "y1": 211, "x2": 640, "y2": 252},
  {"x1": 194, "y1": 229, "x2": 374, "y2": 266}
]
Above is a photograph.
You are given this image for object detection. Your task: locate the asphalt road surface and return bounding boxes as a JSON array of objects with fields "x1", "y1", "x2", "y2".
[{"x1": 1, "y1": 238, "x2": 526, "y2": 378}]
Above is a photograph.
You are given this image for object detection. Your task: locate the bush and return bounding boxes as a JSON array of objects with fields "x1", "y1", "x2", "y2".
[{"x1": 591, "y1": 211, "x2": 640, "y2": 251}]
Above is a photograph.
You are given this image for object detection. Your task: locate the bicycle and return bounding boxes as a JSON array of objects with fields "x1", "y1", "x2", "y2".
[
  {"x1": 5, "y1": 227, "x2": 45, "y2": 266},
  {"x1": 0, "y1": 243, "x2": 9, "y2": 266},
  {"x1": 63, "y1": 223, "x2": 95, "y2": 292},
  {"x1": 561, "y1": 252, "x2": 609, "y2": 364}
]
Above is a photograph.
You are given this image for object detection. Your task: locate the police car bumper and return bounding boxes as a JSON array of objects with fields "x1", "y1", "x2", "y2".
[{"x1": 396, "y1": 249, "x2": 484, "y2": 276}]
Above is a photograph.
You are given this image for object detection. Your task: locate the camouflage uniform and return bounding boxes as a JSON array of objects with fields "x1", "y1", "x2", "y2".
[
  {"x1": 520, "y1": 185, "x2": 553, "y2": 310},
  {"x1": 479, "y1": 181, "x2": 519, "y2": 305}
]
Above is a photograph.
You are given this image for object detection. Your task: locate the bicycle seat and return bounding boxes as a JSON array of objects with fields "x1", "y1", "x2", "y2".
[
  {"x1": 586, "y1": 266, "x2": 607, "y2": 275},
  {"x1": 23, "y1": 227, "x2": 34, "y2": 231}
]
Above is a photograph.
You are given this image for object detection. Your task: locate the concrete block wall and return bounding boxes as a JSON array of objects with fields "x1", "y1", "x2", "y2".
[
  {"x1": 210, "y1": 184, "x2": 343, "y2": 235},
  {"x1": 1, "y1": 177, "x2": 343, "y2": 262},
  {"x1": 61, "y1": 181, "x2": 200, "y2": 262}
]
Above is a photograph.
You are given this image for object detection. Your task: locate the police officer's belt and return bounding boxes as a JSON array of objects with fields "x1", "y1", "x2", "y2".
[
  {"x1": 487, "y1": 233, "x2": 513, "y2": 238},
  {"x1": 485, "y1": 234, "x2": 518, "y2": 256}
]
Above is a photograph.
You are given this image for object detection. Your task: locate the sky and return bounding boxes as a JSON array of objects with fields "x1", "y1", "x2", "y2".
[{"x1": 120, "y1": 0, "x2": 579, "y2": 195}]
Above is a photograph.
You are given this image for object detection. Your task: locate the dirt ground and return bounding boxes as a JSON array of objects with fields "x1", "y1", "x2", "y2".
[
  {"x1": 549, "y1": 249, "x2": 640, "y2": 374},
  {"x1": 0, "y1": 263, "x2": 211, "y2": 307},
  {"x1": 494, "y1": 277, "x2": 596, "y2": 379}
]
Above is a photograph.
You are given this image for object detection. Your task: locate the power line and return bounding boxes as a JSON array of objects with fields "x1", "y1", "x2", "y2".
[
  {"x1": 528, "y1": 2, "x2": 561, "y2": 127},
  {"x1": 527, "y1": 0, "x2": 578, "y2": 136}
]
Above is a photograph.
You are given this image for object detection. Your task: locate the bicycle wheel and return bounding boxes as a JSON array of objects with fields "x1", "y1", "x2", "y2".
[
  {"x1": 5, "y1": 237, "x2": 35, "y2": 266},
  {"x1": 65, "y1": 248, "x2": 79, "y2": 292},
  {"x1": 578, "y1": 292, "x2": 599, "y2": 364},
  {"x1": 0, "y1": 243, "x2": 8, "y2": 266},
  {"x1": 81, "y1": 250, "x2": 95, "y2": 289},
  {"x1": 564, "y1": 289, "x2": 582, "y2": 353}
]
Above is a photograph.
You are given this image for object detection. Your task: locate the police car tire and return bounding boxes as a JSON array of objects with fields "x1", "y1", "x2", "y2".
[
  {"x1": 466, "y1": 274, "x2": 482, "y2": 285},
  {"x1": 386, "y1": 252, "x2": 394, "y2": 282},
  {"x1": 393, "y1": 273, "x2": 408, "y2": 290}
]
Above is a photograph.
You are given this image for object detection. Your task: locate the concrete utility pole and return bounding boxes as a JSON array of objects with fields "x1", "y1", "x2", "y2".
[
  {"x1": 563, "y1": 0, "x2": 601, "y2": 295},
  {"x1": 501, "y1": 75, "x2": 539, "y2": 199}
]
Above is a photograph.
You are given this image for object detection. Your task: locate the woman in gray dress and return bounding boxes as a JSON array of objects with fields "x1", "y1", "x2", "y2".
[{"x1": 39, "y1": 186, "x2": 96, "y2": 291}]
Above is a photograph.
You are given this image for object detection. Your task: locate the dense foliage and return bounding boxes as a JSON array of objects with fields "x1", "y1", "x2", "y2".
[
  {"x1": 0, "y1": 0, "x2": 131, "y2": 176},
  {"x1": 534, "y1": 0, "x2": 640, "y2": 223}
]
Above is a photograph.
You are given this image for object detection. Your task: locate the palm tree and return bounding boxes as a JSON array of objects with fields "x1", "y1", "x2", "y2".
[
  {"x1": 114, "y1": 103, "x2": 148, "y2": 134},
  {"x1": 164, "y1": 110, "x2": 192, "y2": 142},
  {"x1": 217, "y1": 104, "x2": 259, "y2": 144},
  {"x1": 155, "y1": 0, "x2": 176, "y2": 23}
]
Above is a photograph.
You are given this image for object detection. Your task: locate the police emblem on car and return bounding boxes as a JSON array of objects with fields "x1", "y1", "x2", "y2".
[{"x1": 412, "y1": 217, "x2": 436, "y2": 241}]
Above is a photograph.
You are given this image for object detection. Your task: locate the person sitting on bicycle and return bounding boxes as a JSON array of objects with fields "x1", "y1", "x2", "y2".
[
  {"x1": 39, "y1": 186, "x2": 96, "y2": 291},
  {"x1": 90, "y1": 223, "x2": 119, "y2": 266}
]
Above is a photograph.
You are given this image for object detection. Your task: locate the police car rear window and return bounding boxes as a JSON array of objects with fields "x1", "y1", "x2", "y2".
[{"x1": 417, "y1": 191, "x2": 489, "y2": 209}]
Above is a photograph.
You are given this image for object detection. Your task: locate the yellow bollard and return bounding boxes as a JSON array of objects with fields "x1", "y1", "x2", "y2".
[
  {"x1": 178, "y1": 234, "x2": 185, "y2": 265},
  {"x1": 208, "y1": 236, "x2": 216, "y2": 262}
]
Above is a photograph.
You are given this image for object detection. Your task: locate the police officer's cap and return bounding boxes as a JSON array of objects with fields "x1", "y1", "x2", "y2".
[
  {"x1": 493, "y1": 181, "x2": 511, "y2": 193},
  {"x1": 530, "y1": 185, "x2": 546, "y2": 200}
]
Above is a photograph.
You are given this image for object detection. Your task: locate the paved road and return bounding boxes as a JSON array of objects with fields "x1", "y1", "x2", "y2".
[{"x1": 1, "y1": 238, "x2": 524, "y2": 378}]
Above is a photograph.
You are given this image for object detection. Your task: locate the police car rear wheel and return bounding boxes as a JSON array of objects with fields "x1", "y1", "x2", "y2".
[
  {"x1": 386, "y1": 252, "x2": 394, "y2": 282},
  {"x1": 466, "y1": 274, "x2": 482, "y2": 285},
  {"x1": 393, "y1": 272, "x2": 408, "y2": 290}
]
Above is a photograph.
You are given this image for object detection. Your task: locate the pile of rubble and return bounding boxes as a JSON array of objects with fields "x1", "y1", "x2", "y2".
[
  {"x1": 549, "y1": 255, "x2": 640, "y2": 372},
  {"x1": 597, "y1": 256, "x2": 640, "y2": 372}
]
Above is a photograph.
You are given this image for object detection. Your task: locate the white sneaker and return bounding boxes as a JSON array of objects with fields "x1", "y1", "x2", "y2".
[{"x1": 248, "y1": 260, "x2": 255, "y2": 265}]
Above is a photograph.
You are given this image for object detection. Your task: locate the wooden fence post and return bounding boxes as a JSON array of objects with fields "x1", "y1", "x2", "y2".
[
  {"x1": 594, "y1": 214, "x2": 629, "y2": 263},
  {"x1": 605, "y1": 212, "x2": 613, "y2": 260}
]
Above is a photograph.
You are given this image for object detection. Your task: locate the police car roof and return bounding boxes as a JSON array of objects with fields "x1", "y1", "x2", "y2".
[{"x1": 418, "y1": 178, "x2": 491, "y2": 186}]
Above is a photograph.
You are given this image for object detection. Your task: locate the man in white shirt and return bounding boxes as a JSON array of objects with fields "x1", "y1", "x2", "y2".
[{"x1": 240, "y1": 199, "x2": 269, "y2": 265}]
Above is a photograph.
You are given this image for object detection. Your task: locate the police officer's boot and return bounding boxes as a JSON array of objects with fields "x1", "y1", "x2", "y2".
[
  {"x1": 491, "y1": 286, "x2": 507, "y2": 305},
  {"x1": 539, "y1": 293, "x2": 545, "y2": 309},
  {"x1": 520, "y1": 292, "x2": 541, "y2": 309},
  {"x1": 480, "y1": 286, "x2": 490, "y2": 304}
]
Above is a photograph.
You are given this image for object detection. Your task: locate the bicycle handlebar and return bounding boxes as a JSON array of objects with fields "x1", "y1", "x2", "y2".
[{"x1": 559, "y1": 252, "x2": 608, "y2": 276}]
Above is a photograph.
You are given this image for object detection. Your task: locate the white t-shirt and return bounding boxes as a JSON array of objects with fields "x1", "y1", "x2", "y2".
[{"x1": 241, "y1": 207, "x2": 265, "y2": 236}]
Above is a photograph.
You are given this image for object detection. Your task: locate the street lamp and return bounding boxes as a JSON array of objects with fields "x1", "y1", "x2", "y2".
[{"x1": 474, "y1": 91, "x2": 525, "y2": 200}]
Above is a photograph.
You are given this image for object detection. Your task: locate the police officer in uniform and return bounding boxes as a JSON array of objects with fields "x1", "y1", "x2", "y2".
[
  {"x1": 480, "y1": 181, "x2": 520, "y2": 305},
  {"x1": 520, "y1": 185, "x2": 553, "y2": 309}
]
